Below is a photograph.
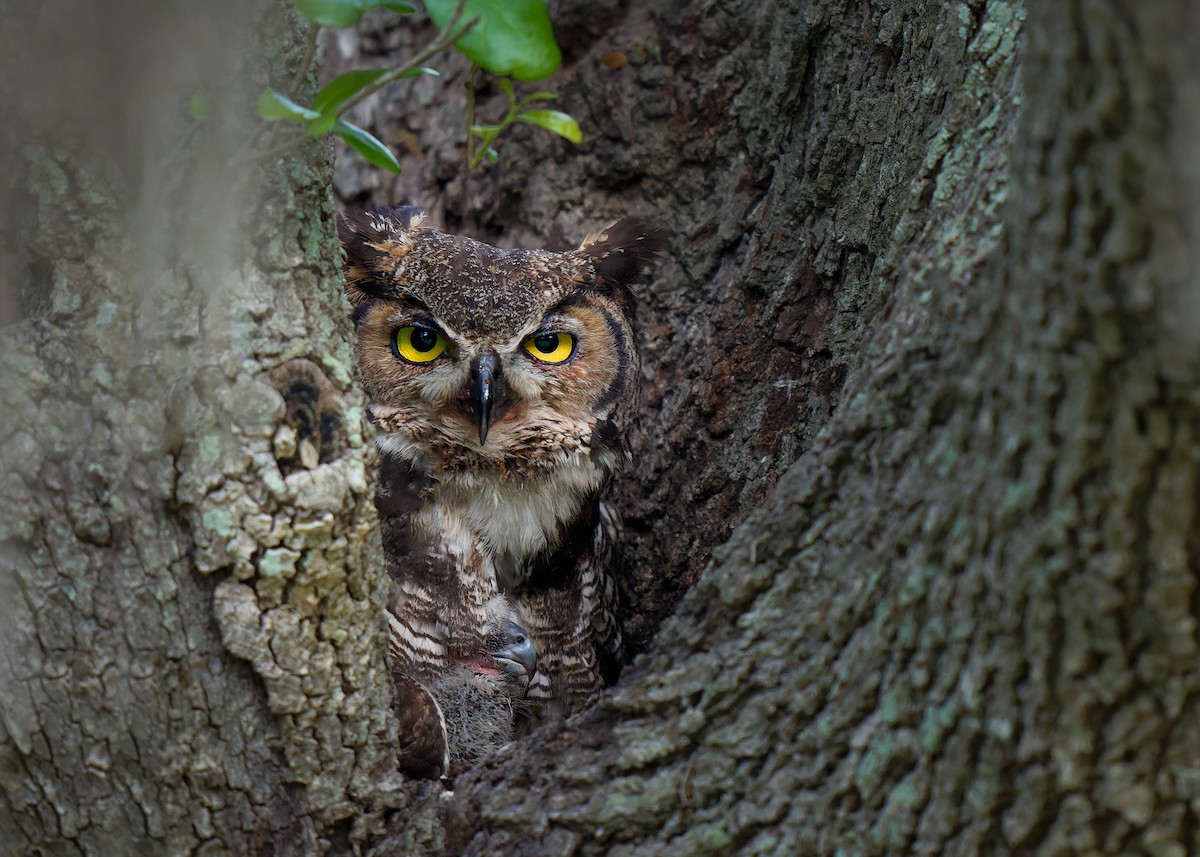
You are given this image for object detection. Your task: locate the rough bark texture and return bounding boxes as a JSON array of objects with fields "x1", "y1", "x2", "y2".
[
  {"x1": 0, "y1": 1, "x2": 403, "y2": 852},
  {"x1": 4, "y1": 0, "x2": 1199, "y2": 854},
  {"x1": 336, "y1": 0, "x2": 1200, "y2": 854},
  {"x1": 329, "y1": 0, "x2": 1023, "y2": 657}
]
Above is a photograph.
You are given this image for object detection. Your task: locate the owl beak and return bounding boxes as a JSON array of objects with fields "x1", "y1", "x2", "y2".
[{"x1": 468, "y1": 352, "x2": 501, "y2": 445}]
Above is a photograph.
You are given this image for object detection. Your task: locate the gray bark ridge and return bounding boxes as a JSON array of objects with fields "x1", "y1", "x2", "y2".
[
  {"x1": 360, "y1": 0, "x2": 1200, "y2": 854},
  {"x1": 398, "y1": 1, "x2": 1200, "y2": 854},
  {"x1": 410, "y1": 0, "x2": 1025, "y2": 849}
]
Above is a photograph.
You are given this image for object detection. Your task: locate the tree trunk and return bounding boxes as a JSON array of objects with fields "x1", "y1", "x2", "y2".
[
  {"x1": 0, "y1": 1, "x2": 403, "y2": 852},
  {"x1": 5, "y1": 0, "x2": 1199, "y2": 854},
  {"x1": 342, "y1": 0, "x2": 1200, "y2": 854}
]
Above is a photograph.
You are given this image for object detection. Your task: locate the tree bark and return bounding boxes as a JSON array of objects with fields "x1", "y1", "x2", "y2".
[
  {"x1": 330, "y1": 0, "x2": 1029, "y2": 658},
  {"x1": 0, "y1": 1, "x2": 403, "y2": 852},
  {"x1": 5, "y1": 0, "x2": 1199, "y2": 854},
  {"x1": 340, "y1": 0, "x2": 1200, "y2": 854}
]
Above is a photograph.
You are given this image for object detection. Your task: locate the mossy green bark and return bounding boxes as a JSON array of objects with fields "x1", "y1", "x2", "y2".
[
  {"x1": 3, "y1": 0, "x2": 1197, "y2": 854},
  {"x1": 0, "y1": 0, "x2": 401, "y2": 852}
]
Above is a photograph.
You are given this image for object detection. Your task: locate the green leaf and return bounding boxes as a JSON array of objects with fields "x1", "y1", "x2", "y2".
[
  {"x1": 293, "y1": 0, "x2": 414, "y2": 27},
  {"x1": 470, "y1": 123, "x2": 503, "y2": 150},
  {"x1": 189, "y1": 90, "x2": 211, "y2": 120},
  {"x1": 305, "y1": 112, "x2": 338, "y2": 136},
  {"x1": 485, "y1": 147, "x2": 499, "y2": 163},
  {"x1": 497, "y1": 77, "x2": 515, "y2": 106},
  {"x1": 425, "y1": 0, "x2": 561, "y2": 80},
  {"x1": 333, "y1": 119, "x2": 402, "y2": 172},
  {"x1": 312, "y1": 66, "x2": 440, "y2": 115},
  {"x1": 257, "y1": 88, "x2": 319, "y2": 123},
  {"x1": 516, "y1": 109, "x2": 582, "y2": 143},
  {"x1": 312, "y1": 68, "x2": 393, "y2": 113}
]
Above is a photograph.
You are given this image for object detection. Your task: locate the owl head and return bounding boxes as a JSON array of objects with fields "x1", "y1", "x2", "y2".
[{"x1": 338, "y1": 206, "x2": 664, "y2": 478}]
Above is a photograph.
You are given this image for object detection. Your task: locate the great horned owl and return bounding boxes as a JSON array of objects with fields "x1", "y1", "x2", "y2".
[{"x1": 339, "y1": 206, "x2": 663, "y2": 771}]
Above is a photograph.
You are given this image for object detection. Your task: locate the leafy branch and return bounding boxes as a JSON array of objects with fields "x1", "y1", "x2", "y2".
[
  {"x1": 247, "y1": 0, "x2": 582, "y2": 174},
  {"x1": 467, "y1": 76, "x2": 580, "y2": 168},
  {"x1": 256, "y1": 0, "x2": 473, "y2": 171}
]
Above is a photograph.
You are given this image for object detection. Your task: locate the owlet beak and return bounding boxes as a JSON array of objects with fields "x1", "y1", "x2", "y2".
[{"x1": 491, "y1": 620, "x2": 537, "y2": 682}]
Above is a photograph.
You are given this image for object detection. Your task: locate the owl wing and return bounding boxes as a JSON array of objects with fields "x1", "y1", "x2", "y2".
[
  {"x1": 377, "y1": 452, "x2": 485, "y2": 778},
  {"x1": 376, "y1": 452, "x2": 482, "y2": 674},
  {"x1": 516, "y1": 500, "x2": 624, "y2": 717},
  {"x1": 391, "y1": 669, "x2": 449, "y2": 779},
  {"x1": 590, "y1": 501, "x2": 625, "y2": 683}
]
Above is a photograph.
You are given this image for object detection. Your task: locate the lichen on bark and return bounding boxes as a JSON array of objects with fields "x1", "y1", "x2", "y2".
[
  {"x1": 345, "y1": 0, "x2": 1200, "y2": 854},
  {"x1": 4, "y1": 0, "x2": 1199, "y2": 853},
  {"x1": 0, "y1": 0, "x2": 401, "y2": 852}
]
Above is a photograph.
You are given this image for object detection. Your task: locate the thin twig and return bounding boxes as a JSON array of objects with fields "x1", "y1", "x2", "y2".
[
  {"x1": 461, "y1": 64, "x2": 479, "y2": 212},
  {"x1": 337, "y1": 0, "x2": 478, "y2": 118},
  {"x1": 257, "y1": 130, "x2": 310, "y2": 163},
  {"x1": 246, "y1": 20, "x2": 319, "y2": 155},
  {"x1": 287, "y1": 21, "x2": 321, "y2": 99},
  {"x1": 465, "y1": 66, "x2": 478, "y2": 170},
  {"x1": 465, "y1": 88, "x2": 558, "y2": 169},
  {"x1": 248, "y1": 0, "x2": 475, "y2": 169}
]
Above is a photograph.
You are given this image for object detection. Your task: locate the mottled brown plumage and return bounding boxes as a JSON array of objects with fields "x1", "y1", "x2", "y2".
[{"x1": 339, "y1": 206, "x2": 664, "y2": 776}]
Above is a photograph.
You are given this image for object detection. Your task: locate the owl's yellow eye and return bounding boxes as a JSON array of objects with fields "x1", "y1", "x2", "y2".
[
  {"x1": 394, "y1": 325, "x2": 447, "y2": 363},
  {"x1": 523, "y1": 331, "x2": 576, "y2": 364}
]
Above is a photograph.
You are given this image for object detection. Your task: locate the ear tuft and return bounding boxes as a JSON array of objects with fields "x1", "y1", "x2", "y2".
[
  {"x1": 337, "y1": 205, "x2": 426, "y2": 308},
  {"x1": 337, "y1": 205, "x2": 425, "y2": 269},
  {"x1": 577, "y1": 217, "x2": 668, "y2": 291}
]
